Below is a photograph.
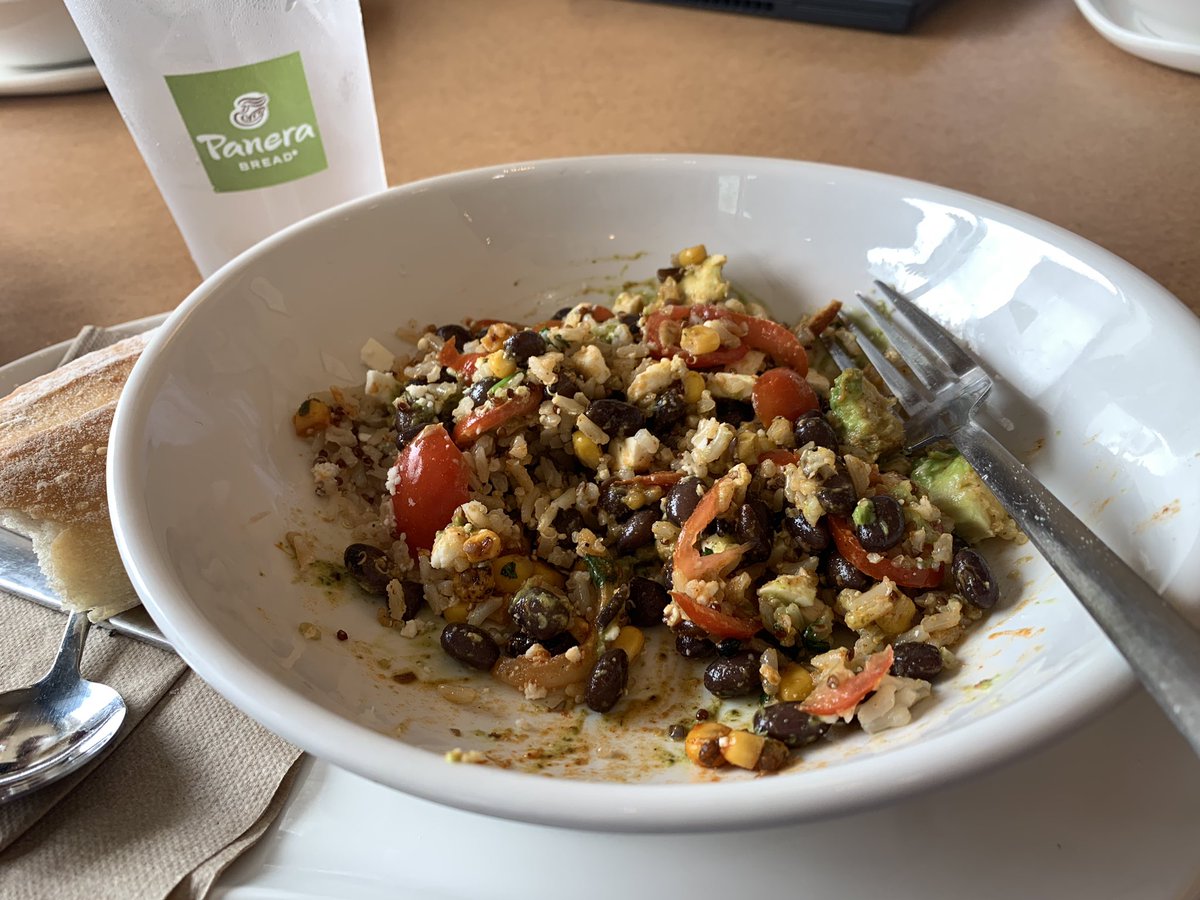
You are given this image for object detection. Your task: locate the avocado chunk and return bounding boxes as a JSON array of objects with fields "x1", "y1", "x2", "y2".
[
  {"x1": 827, "y1": 367, "x2": 905, "y2": 461},
  {"x1": 911, "y1": 450, "x2": 1019, "y2": 543}
]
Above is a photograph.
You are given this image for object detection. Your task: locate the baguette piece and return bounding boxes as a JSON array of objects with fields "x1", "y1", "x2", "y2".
[{"x1": 0, "y1": 332, "x2": 151, "y2": 619}]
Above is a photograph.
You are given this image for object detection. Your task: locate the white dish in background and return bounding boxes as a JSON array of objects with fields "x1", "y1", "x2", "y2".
[
  {"x1": 4, "y1": 328, "x2": 1198, "y2": 899},
  {"x1": 1075, "y1": 0, "x2": 1200, "y2": 74},
  {"x1": 107, "y1": 155, "x2": 1200, "y2": 832},
  {"x1": 0, "y1": 57, "x2": 101, "y2": 95}
]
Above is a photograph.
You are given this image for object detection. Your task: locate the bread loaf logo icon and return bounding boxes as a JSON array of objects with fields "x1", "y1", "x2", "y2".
[{"x1": 229, "y1": 91, "x2": 270, "y2": 130}]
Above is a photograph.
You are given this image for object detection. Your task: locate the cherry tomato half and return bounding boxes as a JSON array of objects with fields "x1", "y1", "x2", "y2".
[
  {"x1": 752, "y1": 367, "x2": 819, "y2": 424},
  {"x1": 390, "y1": 424, "x2": 470, "y2": 552}
]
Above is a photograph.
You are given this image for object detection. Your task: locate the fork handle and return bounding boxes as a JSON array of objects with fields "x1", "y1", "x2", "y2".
[{"x1": 955, "y1": 419, "x2": 1200, "y2": 758}]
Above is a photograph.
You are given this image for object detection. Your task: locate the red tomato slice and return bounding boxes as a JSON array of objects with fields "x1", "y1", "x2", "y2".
[
  {"x1": 740, "y1": 316, "x2": 809, "y2": 375},
  {"x1": 800, "y1": 645, "x2": 894, "y2": 716},
  {"x1": 672, "y1": 469, "x2": 749, "y2": 585},
  {"x1": 828, "y1": 517, "x2": 945, "y2": 589},
  {"x1": 644, "y1": 305, "x2": 750, "y2": 369},
  {"x1": 390, "y1": 424, "x2": 470, "y2": 552},
  {"x1": 671, "y1": 591, "x2": 760, "y2": 640},
  {"x1": 437, "y1": 341, "x2": 482, "y2": 379},
  {"x1": 757, "y1": 450, "x2": 801, "y2": 467},
  {"x1": 752, "y1": 367, "x2": 819, "y2": 424},
  {"x1": 452, "y1": 386, "x2": 544, "y2": 448}
]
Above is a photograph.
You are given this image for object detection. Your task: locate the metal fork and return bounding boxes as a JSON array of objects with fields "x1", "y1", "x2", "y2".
[{"x1": 835, "y1": 280, "x2": 1200, "y2": 758}]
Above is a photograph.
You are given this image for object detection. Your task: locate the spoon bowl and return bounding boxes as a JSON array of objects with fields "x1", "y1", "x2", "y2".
[{"x1": 0, "y1": 611, "x2": 126, "y2": 802}]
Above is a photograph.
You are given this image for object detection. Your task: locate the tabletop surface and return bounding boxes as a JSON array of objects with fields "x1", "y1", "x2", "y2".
[{"x1": 2, "y1": 0, "x2": 1198, "y2": 367}]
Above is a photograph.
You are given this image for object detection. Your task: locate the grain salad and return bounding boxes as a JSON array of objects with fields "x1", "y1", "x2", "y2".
[{"x1": 290, "y1": 246, "x2": 1021, "y2": 773}]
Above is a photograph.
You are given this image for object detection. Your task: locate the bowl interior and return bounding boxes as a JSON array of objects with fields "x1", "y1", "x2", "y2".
[{"x1": 110, "y1": 156, "x2": 1200, "y2": 830}]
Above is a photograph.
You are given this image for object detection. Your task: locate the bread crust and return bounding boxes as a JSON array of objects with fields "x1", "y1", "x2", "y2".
[{"x1": 0, "y1": 332, "x2": 151, "y2": 616}]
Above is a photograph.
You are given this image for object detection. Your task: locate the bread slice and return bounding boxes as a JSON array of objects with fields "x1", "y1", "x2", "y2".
[{"x1": 0, "y1": 332, "x2": 151, "y2": 619}]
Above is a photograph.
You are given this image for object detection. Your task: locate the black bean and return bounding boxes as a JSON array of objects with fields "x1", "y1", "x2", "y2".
[
  {"x1": 507, "y1": 630, "x2": 578, "y2": 657},
  {"x1": 626, "y1": 576, "x2": 669, "y2": 627},
  {"x1": 953, "y1": 548, "x2": 999, "y2": 609},
  {"x1": 716, "y1": 638, "x2": 743, "y2": 658},
  {"x1": 752, "y1": 702, "x2": 831, "y2": 748},
  {"x1": 598, "y1": 479, "x2": 633, "y2": 521},
  {"x1": 586, "y1": 649, "x2": 629, "y2": 712},
  {"x1": 398, "y1": 582, "x2": 424, "y2": 620},
  {"x1": 509, "y1": 585, "x2": 573, "y2": 641},
  {"x1": 620, "y1": 313, "x2": 642, "y2": 338},
  {"x1": 586, "y1": 399, "x2": 645, "y2": 437},
  {"x1": 714, "y1": 397, "x2": 754, "y2": 426},
  {"x1": 435, "y1": 323, "x2": 471, "y2": 350},
  {"x1": 440, "y1": 623, "x2": 500, "y2": 671},
  {"x1": 504, "y1": 329, "x2": 547, "y2": 365},
  {"x1": 735, "y1": 499, "x2": 773, "y2": 563},
  {"x1": 506, "y1": 631, "x2": 538, "y2": 657},
  {"x1": 394, "y1": 404, "x2": 433, "y2": 451},
  {"x1": 612, "y1": 509, "x2": 658, "y2": 555},
  {"x1": 891, "y1": 642, "x2": 944, "y2": 679},
  {"x1": 816, "y1": 471, "x2": 857, "y2": 517},
  {"x1": 664, "y1": 477, "x2": 704, "y2": 525},
  {"x1": 657, "y1": 266, "x2": 684, "y2": 282},
  {"x1": 853, "y1": 494, "x2": 906, "y2": 553},
  {"x1": 784, "y1": 512, "x2": 831, "y2": 553},
  {"x1": 343, "y1": 544, "x2": 391, "y2": 596},
  {"x1": 827, "y1": 552, "x2": 873, "y2": 592},
  {"x1": 597, "y1": 586, "x2": 628, "y2": 632},
  {"x1": 793, "y1": 410, "x2": 838, "y2": 451},
  {"x1": 648, "y1": 384, "x2": 686, "y2": 436},
  {"x1": 549, "y1": 373, "x2": 581, "y2": 398},
  {"x1": 553, "y1": 305, "x2": 575, "y2": 320},
  {"x1": 554, "y1": 506, "x2": 585, "y2": 543},
  {"x1": 465, "y1": 377, "x2": 498, "y2": 407},
  {"x1": 703, "y1": 651, "x2": 761, "y2": 698},
  {"x1": 674, "y1": 621, "x2": 717, "y2": 659}
]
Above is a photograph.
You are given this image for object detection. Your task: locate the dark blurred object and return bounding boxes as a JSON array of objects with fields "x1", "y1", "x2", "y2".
[{"x1": 635, "y1": 0, "x2": 942, "y2": 33}]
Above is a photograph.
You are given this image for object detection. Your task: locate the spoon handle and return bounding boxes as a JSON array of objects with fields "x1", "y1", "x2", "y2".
[{"x1": 44, "y1": 611, "x2": 91, "y2": 688}]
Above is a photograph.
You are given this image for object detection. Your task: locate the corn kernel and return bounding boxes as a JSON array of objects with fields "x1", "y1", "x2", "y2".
[
  {"x1": 462, "y1": 529, "x2": 502, "y2": 563},
  {"x1": 491, "y1": 554, "x2": 534, "y2": 593},
  {"x1": 292, "y1": 398, "x2": 332, "y2": 436},
  {"x1": 685, "y1": 721, "x2": 730, "y2": 767},
  {"x1": 682, "y1": 371, "x2": 705, "y2": 404},
  {"x1": 677, "y1": 244, "x2": 708, "y2": 267},
  {"x1": 680, "y1": 324, "x2": 721, "y2": 356},
  {"x1": 572, "y1": 431, "x2": 601, "y2": 468},
  {"x1": 610, "y1": 626, "x2": 645, "y2": 661},
  {"x1": 778, "y1": 664, "x2": 815, "y2": 702},
  {"x1": 532, "y1": 560, "x2": 567, "y2": 589},
  {"x1": 487, "y1": 350, "x2": 517, "y2": 379},
  {"x1": 442, "y1": 603, "x2": 470, "y2": 624},
  {"x1": 719, "y1": 729, "x2": 766, "y2": 770},
  {"x1": 877, "y1": 594, "x2": 918, "y2": 636}
]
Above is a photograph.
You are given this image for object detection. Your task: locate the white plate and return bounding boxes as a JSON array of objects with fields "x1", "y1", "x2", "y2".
[
  {"x1": 5, "y1": 324, "x2": 1200, "y2": 899},
  {"x1": 107, "y1": 155, "x2": 1200, "y2": 831},
  {"x1": 1075, "y1": 0, "x2": 1200, "y2": 74},
  {"x1": 0, "y1": 58, "x2": 103, "y2": 96}
]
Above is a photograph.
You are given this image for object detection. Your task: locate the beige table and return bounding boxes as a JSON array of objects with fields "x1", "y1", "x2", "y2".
[{"x1": 1, "y1": 0, "x2": 1198, "y2": 368}]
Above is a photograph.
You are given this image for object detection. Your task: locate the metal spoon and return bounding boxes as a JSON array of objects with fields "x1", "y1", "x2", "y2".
[{"x1": 0, "y1": 611, "x2": 126, "y2": 802}]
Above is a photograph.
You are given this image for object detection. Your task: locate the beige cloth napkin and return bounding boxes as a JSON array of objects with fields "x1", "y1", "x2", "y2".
[
  {"x1": 0, "y1": 325, "x2": 303, "y2": 899},
  {"x1": 0, "y1": 593, "x2": 303, "y2": 899}
]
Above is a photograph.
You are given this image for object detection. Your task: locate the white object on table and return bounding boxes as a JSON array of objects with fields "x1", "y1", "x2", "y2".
[{"x1": 1075, "y1": 0, "x2": 1200, "y2": 74}]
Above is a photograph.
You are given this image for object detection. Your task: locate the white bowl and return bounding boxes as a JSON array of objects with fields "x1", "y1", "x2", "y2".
[
  {"x1": 0, "y1": 0, "x2": 89, "y2": 69},
  {"x1": 108, "y1": 155, "x2": 1200, "y2": 832}
]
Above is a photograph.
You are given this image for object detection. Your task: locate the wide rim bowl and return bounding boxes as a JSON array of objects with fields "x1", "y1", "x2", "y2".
[{"x1": 107, "y1": 154, "x2": 1200, "y2": 832}]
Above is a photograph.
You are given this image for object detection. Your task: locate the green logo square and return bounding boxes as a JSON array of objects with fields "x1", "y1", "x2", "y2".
[{"x1": 165, "y1": 51, "x2": 328, "y2": 193}]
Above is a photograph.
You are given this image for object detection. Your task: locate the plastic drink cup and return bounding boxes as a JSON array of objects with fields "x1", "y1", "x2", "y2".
[{"x1": 62, "y1": 0, "x2": 386, "y2": 277}]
